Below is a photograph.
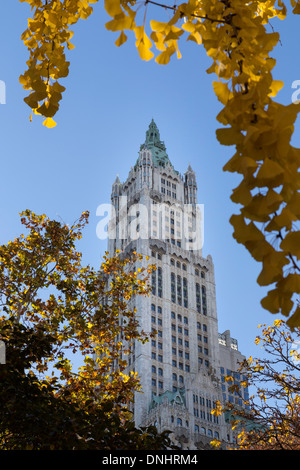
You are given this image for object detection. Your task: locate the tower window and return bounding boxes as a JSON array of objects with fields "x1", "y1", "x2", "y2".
[
  {"x1": 202, "y1": 285, "x2": 207, "y2": 315},
  {"x1": 196, "y1": 283, "x2": 201, "y2": 313},
  {"x1": 153, "y1": 267, "x2": 163, "y2": 298}
]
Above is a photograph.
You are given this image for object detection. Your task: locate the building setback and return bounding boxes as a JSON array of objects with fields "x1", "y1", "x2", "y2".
[{"x1": 107, "y1": 120, "x2": 249, "y2": 449}]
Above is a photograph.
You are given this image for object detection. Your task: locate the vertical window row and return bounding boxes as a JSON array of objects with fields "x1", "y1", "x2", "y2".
[
  {"x1": 157, "y1": 267, "x2": 162, "y2": 298},
  {"x1": 183, "y1": 277, "x2": 188, "y2": 308},
  {"x1": 195, "y1": 283, "x2": 207, "y2": 316},
  {"x1": 202, "y1": 285, "x2": 207, "y2": 316},
  {"x1": 152, "y1": 269, "x2": 156, "y2": 296},
  {"x1": 177, "y1": 275, "x2": 182, "y2": 305},
  {"x1": 171, "y1": 272, "x2": 176, "y2": 303},
  {"x1": 193, "y1": 394, "x2": 219, "y2": 426},
  {"x1": 140, "y1": 151, "x2": 151, "y2": 187},
  {"x1": 171, "y1": 312, "x2": 190, "y2": 381},
  {"x1": 152, "y1": 267, "x2": 162, "y2": 298},
  {"x1": 197, "y1": 322, "x2": 209, "y2": 368},
  {"x1": 171, "y1": 273, "x2": 188, "y2": 308},
  {"x1": 196, "y1": 283, "x2": 201, "y2": 313},
  {"x1": 151, "y1": 304, "x2": 163, "y2": 393}
]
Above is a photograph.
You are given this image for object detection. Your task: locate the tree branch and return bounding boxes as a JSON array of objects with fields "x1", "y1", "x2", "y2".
[{"x1": 144, "y1": 0, "x2": 227, "y2": 24}]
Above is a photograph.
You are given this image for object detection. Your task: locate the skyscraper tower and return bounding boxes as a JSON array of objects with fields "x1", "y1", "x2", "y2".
[{"x1": 106, "y1": 120, "x2": 248, "y2": 449}]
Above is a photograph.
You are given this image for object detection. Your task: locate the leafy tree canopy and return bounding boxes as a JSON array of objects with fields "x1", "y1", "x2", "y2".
[
  {"x1": 0, "y1": 210, "x2": 173, "y2": 450},
  {"x1": 212, "y1": 319, "x2": 300, "y2": 450}
]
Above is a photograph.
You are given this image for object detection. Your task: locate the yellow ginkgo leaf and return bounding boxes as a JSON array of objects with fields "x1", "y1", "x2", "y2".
[
  {"x1": 216, "y1": 127, "x2": 244, "y2": 146},
  {"x1": 43, "y1": 117, "x2": 57, "y2": 128},
  {"x1": 223, "y1": 152, "x2": 258, "y2": 174},
  {"x1": 156, "y1": 46, "x2": 176, "y2": 65},
  {"x1": 230, "y1": 214, "x2": 264, "y2": 245},
  {"x1": 280, "y1": 231, "x2": 300, "y2": 259},
  {"x1": 293, "y1": 2, "x2": 300, "y2": 13},
  {"x1": 287, "y1": 306, "x2": 300, "y2": 330},
  {"x1": 104, "y1": 0, "x2": 122, "y2": 17},
  {"x1": 150, "y1": 20, "x2": 169, "y2": 33},
  {"x1": 105, "y1": 13, "x2": 133, "y2": 32},
  {"x1": 257, "y1": 250, "x2": 289, "y2": 286},
  {"x1": 279, "y1": 273, "x2": 300, "y2": 294},
  {"x1": 181, "y1": 21, "x2": 196, "y2": 33},
  {"x1": 242, "y1": 190, "x2": 283, "y2": 221},
  {"x1": 67, "y1": 40, "x2": 75, "y2": 50},
  {"x1": 115, "y1": 31, "x2": 127, "y2": 47},
  {"x1": 230, "y1": 180, "x2": 252, "y2": 205},
  {"x1": 186, "y1": 32, "x2": 202, "y2": 45},
  {"x1": 245, "y1": 238, "x2": 274, "y2": 262},
  {"x1": 213, "y1": 81, "x2": 234, "y2": 105},
  {"x1": 261, "y1": 288, "x2": 280, "y2": 313},
  {"x1": 256, "y1": 158, "x2": 284, "y2": 187},
  {"x1": 150, "y1": 31, "x2": 166, "y2": 51},
  {"x1": 268, "y1": 80, "x2": 284, "y2": 97},
  {"x1": 265, "y1": 207, "x2": 297, "y2": 232},
  {"x1": 134, "y1": 26, "x2": 154, "y2": 61}
]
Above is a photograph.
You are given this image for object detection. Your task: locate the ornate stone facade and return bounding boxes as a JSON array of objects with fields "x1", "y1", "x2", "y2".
[{"x1": 107, "y1": 120, "x2": 248, "y2": 449}]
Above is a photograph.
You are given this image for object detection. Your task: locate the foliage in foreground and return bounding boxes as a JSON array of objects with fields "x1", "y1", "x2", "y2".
[
  {"x1": 0, "y1": 210, "x2": 172, "y2": 449},
  {"x1": 212, "y1": 319, "x2": 300, "y2": 450}
]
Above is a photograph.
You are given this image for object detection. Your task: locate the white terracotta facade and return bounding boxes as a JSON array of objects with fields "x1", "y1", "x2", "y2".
[{"x1": 106, "y1": 121, "x2": 248, "y2": 449}]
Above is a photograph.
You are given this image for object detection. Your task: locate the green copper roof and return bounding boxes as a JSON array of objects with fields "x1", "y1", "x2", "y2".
[
  {"x1": 149, "y1": 388, "x2": 186, "y2": 410},
  {"x1": 140, "y1": 119, "x2": 174, "y2": 169}
]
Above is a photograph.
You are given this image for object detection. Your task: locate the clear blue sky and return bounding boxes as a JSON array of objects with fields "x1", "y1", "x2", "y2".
[{"x1": 1, "y1": 2, "x2": 300, "y2": 360}]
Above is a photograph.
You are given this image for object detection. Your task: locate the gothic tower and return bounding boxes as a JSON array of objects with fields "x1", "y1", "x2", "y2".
[{"x1": 106, "y1": 120, "x2": 248, "y2": 449}]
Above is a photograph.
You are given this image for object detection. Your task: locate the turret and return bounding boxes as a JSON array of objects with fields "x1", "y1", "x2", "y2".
[{"x1": 184, "y1": 163, "x2": 197, "y2": 205}]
